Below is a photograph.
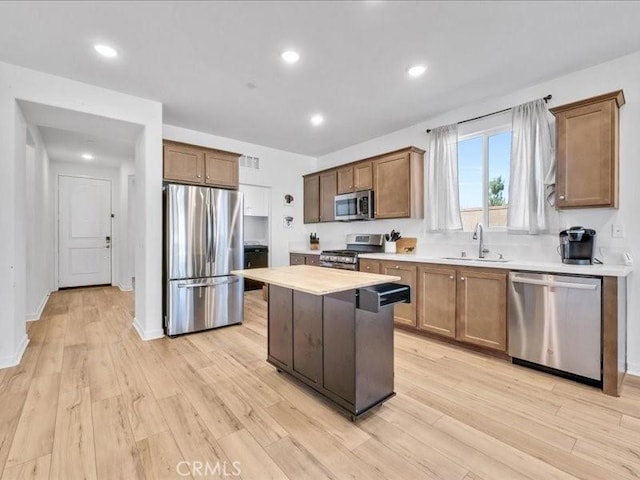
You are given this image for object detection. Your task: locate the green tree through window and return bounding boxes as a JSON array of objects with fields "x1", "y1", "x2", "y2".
[{"x1": 489, "y1": 175, "x2": 506, "y2": 206}]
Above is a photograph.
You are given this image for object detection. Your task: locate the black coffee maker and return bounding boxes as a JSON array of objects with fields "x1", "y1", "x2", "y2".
[{"x1": 559, "y1": 226, "x2": 596, "y2": 265}]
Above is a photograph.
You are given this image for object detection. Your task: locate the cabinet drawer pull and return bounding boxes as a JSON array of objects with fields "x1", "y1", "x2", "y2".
[
  {"x1": 395, "y1": 265, "x2": 399, "y2": 269},
  {"x1": 197, "y1": 175, "x2": 202, "y2": 178},
  {"x1": 559, "y1": 195, "x2": 565, "y2": 200},
  {"x1": 460, "y1": 277, "x2": 466, "y2": 281}
]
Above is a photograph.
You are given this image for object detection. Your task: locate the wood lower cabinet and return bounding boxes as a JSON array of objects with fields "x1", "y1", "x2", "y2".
[
  {"x1": 359, "y1": 259, "x2": 381, "y2": 274},
  {"x1": 413, "y1": 265, "x2": 507, "y2": 352},
  {"x1": 163, "y1": 140, "x2": 239, "y2": 189},
  {"x1": 204, "y1": 151, "x2": 238, "y2": 188},
  {"x1": 456, "y1": 269, "x2": 507, "y2": 351},
  {"x1": 417, "y1": 266, "x2": 457, "y2": 338},
  {"x1": 551, "y1": 90, "x2": 624, "y2": 209},
  {"x1": 382, "y1": 262, "x2": 417, "y2": 327},
  {"x1": 290, "y1": 253, "x2": 320, "y2": 266},
  {"x1": 306, "y1": 255, "x2": 320, "y2": 266}
]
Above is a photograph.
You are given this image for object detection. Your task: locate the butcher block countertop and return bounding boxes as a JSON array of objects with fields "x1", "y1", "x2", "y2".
[{"x1": 231, "y1": 265, "x2": 401, "y2": 296}]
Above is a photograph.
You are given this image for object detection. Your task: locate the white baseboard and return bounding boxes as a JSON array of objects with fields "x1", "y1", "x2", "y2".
[
  {"x1": 132, "y1": 317, "x2": 165, "y2": 341},
  {"x1": 116, "y1": 283, "x2": 133, "y2": 292},
  {"x1": 0, "y1": 334, "x2": 29, "y2": 369},
  {"x1": 627, "y1": 362, "x2": 640, "y2": 377},
  {"x1": 25, "y1": 292, "x2": 51, "y2": 321}
]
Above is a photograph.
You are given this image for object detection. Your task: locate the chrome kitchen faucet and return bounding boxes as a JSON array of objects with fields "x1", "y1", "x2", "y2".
[{"x1": 472, "y1": 222, "x2": 490, "y2": 258}]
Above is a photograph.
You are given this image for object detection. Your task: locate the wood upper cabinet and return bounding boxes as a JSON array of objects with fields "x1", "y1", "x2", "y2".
[
  {"x1": 456, "y1": 268, "x2": 507, "y2": 351},
  {"x1": 373, "y1": 148, "x2": 424, "y2": 219},
  {"x1": 204, "y1": 150, "x2": 238, "y2": 188},
  {"x1": 301, "y1": 146, "x2": 423, "y2": 223},
  {"x1": 163, "y1": 140, "x2": 240, "y2": 189},
  {"x1": 303, "y1": 175, "x2": 320, "y2": 223},
  {"x1": 550, "y1": 90, "x2": 624, "y2": 209},
  {"x1": 337, "y1": 166, "x2": 354, "y2": 194},
  {"x1": 319, "y1": 170, "x2": 337, "y2": 222},
  {"x1": 382, "y1": 262, "x2": 417, "y2": 327},
  {"x1": 338, "y1": 161, "x2": 373, "y2": 194},
  {"x1": 354, "y1": 161, "x2": 373, "y2": 191},
  {"x1": 359, "y1": 259, "x2": 381, "y2": 274},
  {"x1": 417, "y1": 266, "x2": 457, "y2": 338},
  {"x1": 163, "y1": 142, "x2": 205, "y2": 183}
]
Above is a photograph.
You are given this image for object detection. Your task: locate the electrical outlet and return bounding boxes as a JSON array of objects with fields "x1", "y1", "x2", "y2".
[{"x1": 612, "y1": 224, "x2": 625, "y2": 238}]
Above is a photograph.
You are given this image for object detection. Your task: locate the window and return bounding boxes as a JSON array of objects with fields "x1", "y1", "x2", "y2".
[{"x1": 458, "y1": 128, "x2": 511, "y2": 231}]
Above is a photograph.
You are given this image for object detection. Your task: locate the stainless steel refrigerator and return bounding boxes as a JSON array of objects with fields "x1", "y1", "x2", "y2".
[{"x1": 164, "y1": 184, "x2": 244, "y2": 336}]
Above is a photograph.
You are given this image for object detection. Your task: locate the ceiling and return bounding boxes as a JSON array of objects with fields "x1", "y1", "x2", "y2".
[
  {"x1": 2, "y1": 2, "x2": 640, "y2": 156},
  {"x1": 19, "y1": 100, "x2": 139, "y2": 166}
]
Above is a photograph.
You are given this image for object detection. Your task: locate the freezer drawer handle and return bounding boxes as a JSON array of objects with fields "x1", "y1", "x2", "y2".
[
  {"x1": 511, "y1": 276, "x2": 598, "y2": 290},
  {"x1": 177, "y1": 278, "x2": 240, "y2": 289}
]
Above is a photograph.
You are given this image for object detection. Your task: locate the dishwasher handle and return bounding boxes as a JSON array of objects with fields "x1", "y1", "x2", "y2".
[{"x1": 510, "y1": 276, "x2": 598, "y2": 291}]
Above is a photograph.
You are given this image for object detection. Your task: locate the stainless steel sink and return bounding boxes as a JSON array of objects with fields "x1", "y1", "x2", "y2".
[{"x1": 440, "y1": 256, "x2": 511, "y2": 263}]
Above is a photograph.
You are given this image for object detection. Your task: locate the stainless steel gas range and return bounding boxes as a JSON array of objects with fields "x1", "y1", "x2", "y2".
[{"x1": 319, "y1": 234, "x2": 384, "y2": 270}]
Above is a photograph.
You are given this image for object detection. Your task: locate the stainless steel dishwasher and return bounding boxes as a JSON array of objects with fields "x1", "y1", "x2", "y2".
[{"x1": 508, "y1": 272, "x2": 602, "y2": 383}]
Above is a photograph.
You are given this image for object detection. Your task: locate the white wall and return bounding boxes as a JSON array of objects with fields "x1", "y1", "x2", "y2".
[
  {"x1": 51, "y1": 160, "x2": 134, "y2": 291},
  {"x1": 163, "y1": 125, "x2": 317, "y2": 267},
  {"x1": 0, "y1": 60, "x2": 163, "y2": 368},
  {"x1": 25, "y1": 125, "x2": 53, "y2": 320},
  {"x1": 313, "y1": 49, "x2": 640, "y2": 375},
  {"x1": 118, "y1": 164, "x2": 135, "y2": 290}
]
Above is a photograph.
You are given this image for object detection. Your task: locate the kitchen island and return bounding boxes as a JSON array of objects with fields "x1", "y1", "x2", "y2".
[{"x1": 231, "y1": 265, "x2": 407, "y2": 420}]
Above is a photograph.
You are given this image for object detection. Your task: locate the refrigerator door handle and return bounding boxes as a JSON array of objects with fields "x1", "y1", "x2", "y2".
[{"x1": 177, "y1": 278, "x2": 240, "y2": 289}]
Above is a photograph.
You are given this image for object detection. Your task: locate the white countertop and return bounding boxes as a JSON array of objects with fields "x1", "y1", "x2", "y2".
[{"x1": 357, "y1": 252, "x2": 633, "y2": 277}]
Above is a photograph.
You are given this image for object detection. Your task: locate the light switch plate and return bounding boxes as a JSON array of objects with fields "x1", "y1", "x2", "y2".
[{"x1": 612, "y1": 224, "x2": 625, "y2": 238}]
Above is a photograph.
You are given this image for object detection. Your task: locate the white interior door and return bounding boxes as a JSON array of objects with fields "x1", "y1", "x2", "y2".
[{"x1": 58, "y1": 176, "x2": 112, "y2": 288}]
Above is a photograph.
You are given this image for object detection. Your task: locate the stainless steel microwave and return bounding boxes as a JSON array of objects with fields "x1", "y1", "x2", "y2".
[{"x1": 334, "y1": 190, "x2": 374, "y2": 221}]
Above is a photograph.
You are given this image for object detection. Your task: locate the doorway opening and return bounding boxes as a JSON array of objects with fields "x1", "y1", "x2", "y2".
[{"x1": 18, "y1": 100, "x2": 140, "y2": 320}]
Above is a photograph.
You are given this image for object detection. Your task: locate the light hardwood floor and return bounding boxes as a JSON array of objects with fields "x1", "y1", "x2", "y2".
[{"x1": 1, "y1": 286, "x2": 640, "y2": 479}]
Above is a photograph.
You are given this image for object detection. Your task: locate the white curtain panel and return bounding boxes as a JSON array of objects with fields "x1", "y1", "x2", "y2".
[
  {"x1": 507, "y1": 99, "x2": 556, "y2": 234},
  {"x1": 426, "y1": 124, "x2": 463, "y2": 231}
]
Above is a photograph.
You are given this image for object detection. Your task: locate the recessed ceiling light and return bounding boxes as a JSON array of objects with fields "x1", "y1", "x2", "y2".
[
  {"x1": 310, "y1": 114, "x2": 324, "y2": 126},
  {"x1": 94, "y1": 44, "x2": 118, "y2": 58},
  {"x1": 81, "y1": 153, "x2": 94, "y2": 160},
  {"x1": 407, "y1": 64, "x2": 427, "y2": 77},
  {"x1": 281, "y1": 50, "x2": 300, "y2": 64}
]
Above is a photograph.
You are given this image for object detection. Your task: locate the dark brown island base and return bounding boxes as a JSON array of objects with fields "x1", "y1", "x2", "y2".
[{"x1": 232, "y1": 265, "x2": 409, "y2": 420}]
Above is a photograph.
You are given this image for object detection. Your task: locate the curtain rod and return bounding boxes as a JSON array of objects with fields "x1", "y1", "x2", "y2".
[{"x1": 425, "y1": 94, "x2": 552, "y2": 133}]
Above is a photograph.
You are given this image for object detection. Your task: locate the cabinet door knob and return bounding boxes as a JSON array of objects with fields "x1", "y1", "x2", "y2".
[
  {"x1": 460, "y1": 277, "x2": 466, "y2": 281},
  {"x1": 449, "y1": 275, "x2": 454, "y2": 280},
  {"x1": 395, "y1": 265, "x2": 399, "y2": 269},
  {"x1": 197, "y1": 175, "x2": 202, "y2": 178},
  {"x1": 206, "y1": 176, "x2": 210, "y2": 179},
  {"x1": 559, "y1": 195, "x2": 565, "y2": 200}
]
